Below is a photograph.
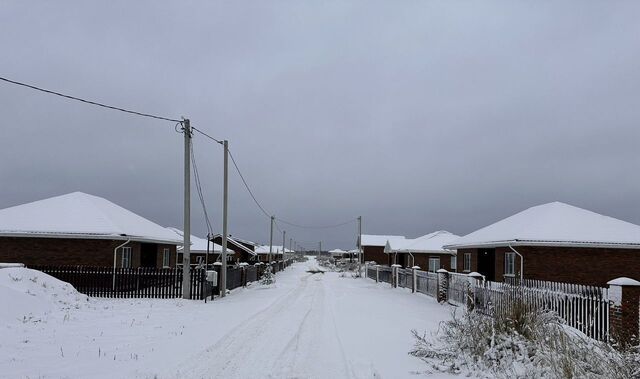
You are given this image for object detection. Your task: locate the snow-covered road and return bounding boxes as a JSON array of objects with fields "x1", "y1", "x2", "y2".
[{"x1": 1, "y1": 259, "x2": 455, "y2": 379}]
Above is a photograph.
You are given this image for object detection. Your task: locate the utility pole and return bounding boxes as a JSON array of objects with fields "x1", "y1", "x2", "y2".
[
  {"x1": 182, "y1": 119, "x2": 192, "y2": 299},
  {"x1": 221, "y1": 140, "x2": 229, "y2": 297},
  {"x1": 358, "y1": 216, "x2": 363, "y2": 272},
  {"x1": 289, "y1": 237, "x2": 292, "y2": 253},
  {"x1": 282, "y1": 230, "x2": 286, "y2": 262},
  {"x1": 319, "y1": 241, "x2": 322, "y2": 257},
  {"x1": 269, "y1": 215, "x2": 275, "y2": 263}
]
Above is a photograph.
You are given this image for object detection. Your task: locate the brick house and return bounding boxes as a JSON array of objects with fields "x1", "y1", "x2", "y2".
[
  {"x1": 0, "y1": 192, "x2": 180, "y2": 268},
  {"x1": 167, "y1": 228, "x2": 235, "y2": 267},
  {"x1": 385, "y1": 231, "x2": 460, "y2": 272},
  {"x1": 359, "y1": 235, "x2": 406, "y2": 265},
  {"x1": 444, "y1": 202, "x2": 640, "y2": 286},
  {"x1": 211, "y1": 234, "x2": 258, "y2": 263},
  {"x1": 254, "y1": 245, "x2": 289, "y2": 262}
]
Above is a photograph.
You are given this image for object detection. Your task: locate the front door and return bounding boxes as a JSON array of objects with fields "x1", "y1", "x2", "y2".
[
  {"x1": 477, "y1": 248, "x2": 495, "y2": 281},
  {"x1": 140, "y1": 243, "x2": 157, "y2": 267}
]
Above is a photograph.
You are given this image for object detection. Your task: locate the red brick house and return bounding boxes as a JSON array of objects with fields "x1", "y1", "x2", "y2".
[
  {"x1": 211, "y1": 234, "x2": 257, "y2": 263},
  {"x1": 385, "y1": 231, "x2": 460, "y2": 271},
  {"x1": 167, "y1": 228, "x2": 235, "y2": 267},
  {"x1": 0, "y1": 192, "x2": 181, "y2": 268},
  {"x1": 359, "y1": 234, "x2": 406, "y2": 265},
  {"x1": 254, "y1": 245, "x2": 288, "y2": 262},
  {"x1": 444, "y1": 202, "x2": 640, "y2": 286}
]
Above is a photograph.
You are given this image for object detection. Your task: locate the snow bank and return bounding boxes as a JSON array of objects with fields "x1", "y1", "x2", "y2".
[{"x1": 0, "y1": 267, "x2": 88, "y2": 324}]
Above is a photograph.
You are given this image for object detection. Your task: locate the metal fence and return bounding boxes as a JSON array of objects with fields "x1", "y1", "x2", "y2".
[
  {"x1": 416, "y1": 270, "x2": 438, "y2": 297},
  {"x1": 378, "y1": 266, "x2": 392, "y2": 284},
  {"x1": 475, "y1": 278, "x2": 610, "y2": 342},
  {"x1": 365, "y1": 265, "x2": 610, "y2": 343},
  {"x1": 398, "y1": 268, "x2": 412, "y2": 289},
  {"x1": 29, "y1": 265, "x2": 209, "y2": 300},
  {"x1": 447, "y1": 272, "x2": 470, "y2": 305}
]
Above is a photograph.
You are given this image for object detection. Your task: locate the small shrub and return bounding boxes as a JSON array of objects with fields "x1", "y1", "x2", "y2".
[{"x1": 410, "y1": 297, "x2": 640, "y2": 379}]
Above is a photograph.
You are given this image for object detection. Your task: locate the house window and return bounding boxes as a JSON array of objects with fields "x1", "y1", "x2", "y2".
[
  {"x1": 121, "y1": 247, "x2": 132, "y2": 268},
  {"x1": 450, "y1": 256, "x2": 457, "y2": 272},
  {"x1": 162, "y1": 248, "x2": 170, "y2": 267},
  {"x1": 505, "y1": 252, "x2": 515, "y2": 276},
  {"x1": 428, "y1": 257, "x2": 440, "y2": 273},
  {"x1": 463, "y1": 253, "x2": 471, "y2": 272}
]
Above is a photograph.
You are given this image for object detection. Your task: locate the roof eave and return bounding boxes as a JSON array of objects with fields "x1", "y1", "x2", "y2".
[
  {"x1": 0, "y1": 232, "x2": 181, "y2": 245},
  {"x1": 444, "y1": 240, "x2": 640, "y2": 250}
]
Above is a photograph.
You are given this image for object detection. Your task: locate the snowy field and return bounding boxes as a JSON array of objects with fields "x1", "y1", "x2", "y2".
[{"x1": 0, "y1": 258, "x2": 456, "y2": 379}]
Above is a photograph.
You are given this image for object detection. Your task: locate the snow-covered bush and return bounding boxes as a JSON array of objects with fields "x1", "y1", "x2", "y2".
[
  {"x1": 260, "y1": 265, "x2": 274, "y2": 285},
  {"x1": 410, "y1": 300, "x2": 640, "y2": 378}
]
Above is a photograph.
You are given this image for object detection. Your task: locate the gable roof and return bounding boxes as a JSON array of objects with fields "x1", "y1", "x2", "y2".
[
  {"x1": 166, "y1": 228, "x2": 234, "y2": 254},
  {"x1": 360, "y1": 234, "x2": 406, "y2": 247},
  {"x1": 445, "y1": 202, "x2": 640, "y2": 249},
  {"x1": 254, "y1": 245, "x2": 292, "y2": 254},
  {"x1": 0, "y1": 192, "x2": 181, "y2": 244},
  {"x1": 211, "y1": 235, "x2": 257, "y2": 256},
  {"x1": 386, "y1": 231, "x2": 459, "y2": 254}
]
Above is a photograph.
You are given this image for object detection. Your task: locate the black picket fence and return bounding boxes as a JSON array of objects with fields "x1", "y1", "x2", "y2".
[
  {"x1": 30, "y1": 259, "x2": 294, "y2": 300},
  {"x1": 29, "y1": 265, "x2": 211, "y2": 300}
]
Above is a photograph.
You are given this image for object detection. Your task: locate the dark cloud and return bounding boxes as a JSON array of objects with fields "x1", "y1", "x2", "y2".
[{"x1": 1, "y1": 1, "x2": 639, "y2": 249}]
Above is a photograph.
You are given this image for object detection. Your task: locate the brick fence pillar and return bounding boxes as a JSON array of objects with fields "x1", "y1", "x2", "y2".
[
  {"x1": 411, "y1": 266, "x2": 420, "y2": 293},
  {"x1": 437, "y1": 269, "x2": 449, "y2": 303},
  {"x1": 391, "y1": 264, "x2": 401, "y2": 288},
  {"x1": 608, "y1": 277, "x2": 640, "y2": 348},
  {"x1": 375, "y1": 265, "x2": 379, "y2": 283}
]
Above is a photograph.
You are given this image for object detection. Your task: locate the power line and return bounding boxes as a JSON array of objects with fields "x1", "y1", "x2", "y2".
[
  {"x1": 276, "y1": 217, "x2": 357, "y2": 229},
  {"x1": 192, "y1": 126, "x2": 223, "y2": 144},
  {"x1": 0, "y1": 75, "x2": 182, "y2": 123},
  {"x1": 227, "y1": 149, "x2": 272, "y2": 219},
  {"x1": 190, "y1": 143, "x2": 213, "y2": 235}
]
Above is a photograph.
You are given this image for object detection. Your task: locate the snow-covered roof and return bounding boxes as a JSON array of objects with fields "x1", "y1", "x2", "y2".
[
  {"x1": 254, "y1": 245, "x2": 291, "y2": 254},
  {"x1": 445, "y1": 202, "x2": 640, "y2": 249},
  {"x1": 0, "y1": 192, "x2": 181, "y2": 244},
  {"x1": 166, "y1": 228, "x2": 235, "y2": 254},
  {"x1": 386, "y1": 231, "x2": 459, "y2": 254},
  {"x1": 360, "y1": 234, "x2": 406, "y2": 247},
  {"x1": 211, "y1": 234, "x2": 257, "y2": 256}
]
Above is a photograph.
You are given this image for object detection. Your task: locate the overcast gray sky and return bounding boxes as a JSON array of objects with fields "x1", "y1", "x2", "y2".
[{"x1": 1, "y1": 1, "x2": 639, "y2": 250}]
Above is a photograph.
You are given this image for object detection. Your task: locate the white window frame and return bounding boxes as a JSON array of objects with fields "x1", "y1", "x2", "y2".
[
  {"x1": 505, "y1": 252, "x2": 515, "y2": 276},
  {"x1": 428, "y1": 257, "x2": 440, "y2": 273},
  {"x1": 450, "y1": 255, "x2": 457, "y2": 272},
  {"x1": 463, "y1": 253, "x2": 471, "y2": 272},
  {"x1": 121, "y1": 246, "x2": 132, "y2": 268},
  {"x1": 162, "y1": 248, "x2": 170, "y2": 267}
]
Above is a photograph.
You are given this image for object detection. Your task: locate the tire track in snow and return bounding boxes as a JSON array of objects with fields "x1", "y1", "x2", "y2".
[{"x1": 172, "y1": 273, "x2": 313, "y2": 379}]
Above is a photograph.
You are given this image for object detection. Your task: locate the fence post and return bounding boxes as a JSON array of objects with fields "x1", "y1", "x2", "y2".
[
  {"x1": 437, "y1": 269, "x2": 449, "y2": 303},
  {"x1": 391, "y1": 264, "x2": 401, "y2": 288},
  {"x1": 364, "y1": 262, "x2": 368, "y2": 279},
  {"x1": 411, "y1": 266, "x2": 420, "y2": 293},
  {"x1": 607, "y1": 277, "x2": 640, "y2": 348},
  {"x1": 467, "y1": 272, "x2": 484, "y2": 310},
  {"x1": 375, "y1": 265, "x2": 379, "y2": 283}
]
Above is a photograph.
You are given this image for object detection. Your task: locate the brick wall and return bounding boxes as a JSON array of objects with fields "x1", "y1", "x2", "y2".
[
  {"x1": 457, "y1": 245, "x2": 640, "y2": 286},
  {"x1": 412, "y1": 253, "x2": 457, "y2": 272},
  {"x1": 0, "y1": 236, "x2": 177, "y2": 268},
  {"x1": 609, "y1": 285, "x2": 640, "y2": 347},
  {"x1": 362, "y1": 246, "x2": 388, "y2": 265}
]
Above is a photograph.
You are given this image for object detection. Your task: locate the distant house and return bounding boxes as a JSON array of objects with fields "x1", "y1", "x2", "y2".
[
  {"x1": 167, "y1": 228, "x2": 235, "y2": 267},
  {"x1": 0, "y1": 192, "x2": 180, "y2": 268},
  {"x1": 329, "y1": 249, "x2": 348, "y2": 259},
  {"x1": 211, "y1": 234, "x2": 258, "y2": 263},
  {"x1": 359, "y1": 234, "x2": 406, "y2": 265},
  {"x1": 254, "y1": 245, "x2": 291, "y2": 262},
  {"x1": 444, "y1": 202, "x2": 640, "y2": 286},
  {"x1": 385, "y1": 231, "x2": 460, "y2": 271}
]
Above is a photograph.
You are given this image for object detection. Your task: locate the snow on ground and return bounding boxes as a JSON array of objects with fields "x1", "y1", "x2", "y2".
[{"x1": 0, "y1": 259, "x2": 455, "y2": 379}]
